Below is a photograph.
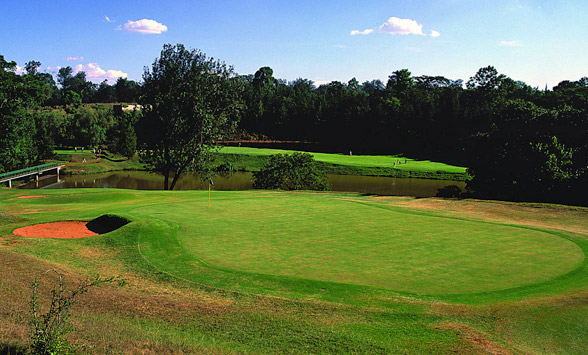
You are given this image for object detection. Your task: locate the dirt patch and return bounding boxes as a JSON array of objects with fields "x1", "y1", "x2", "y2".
[
  {"x1": 17, "y1": 195, "x2": 49, "y2": 199},
  {"x1": 13, "y1": 221, "x2": 98, "y2": 239},
  {"x1": 437, "y1": 322, "x2": 512, "y2": 354}
]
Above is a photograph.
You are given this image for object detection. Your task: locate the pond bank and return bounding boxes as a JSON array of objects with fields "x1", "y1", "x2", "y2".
[{"x1": 18, "y1": 171, "x2": 466, "y2": 198}]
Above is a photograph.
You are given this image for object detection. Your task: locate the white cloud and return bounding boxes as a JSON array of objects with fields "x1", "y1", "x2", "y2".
[
  {"x1": 106, "y1": 69, "x2": 127, "y2": 79},
  {"x1": 335, "y1": 44, "x2": 348, "y2": 49},
  {"x1": 499, "y1": 40, "x2": 524, "y2": 47},
  {"x1": 45, "y1": 66, "x2": 61, "y2": 72},
  {"x1": 430, "y1": 30, "x2": 441, "y2": 38},
  {"x1": 122, "y1": 19, "x2": 168, "y2": 34},
  {"x1": 379, "y1": 17, "x2": 424, "y2": 35},
  {"x1": 66, "y1": 56, "x2": 84, "y2": 61},
  {"x1": 14, "y1": 65, "x2": 25, "y2": 75},
  {"x1": 350, "y1": 28, "x2": 374, "y2": 36},
  {"x1": 74, "y1": 62, "x2": 128, "y2": 82},
  {"x1": 105, "y1": 15, "x2": 114, "y2": 23},
  {"x1": 313, "y1": 80, "x2": 332, "y2": 87}
]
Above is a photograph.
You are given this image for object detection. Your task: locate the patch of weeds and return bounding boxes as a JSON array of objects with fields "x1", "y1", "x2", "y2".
[{"x1": 29, "y1": 270, "x2": 124, "y2": 354}]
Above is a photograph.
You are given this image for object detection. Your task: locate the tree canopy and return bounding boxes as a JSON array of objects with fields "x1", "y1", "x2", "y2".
[
  {"x1": 253, "y1": 152, "x2": 330, "y2": 191},
  {"x1": 138, "y1": 43, "x2": 242, "y2": 190}
]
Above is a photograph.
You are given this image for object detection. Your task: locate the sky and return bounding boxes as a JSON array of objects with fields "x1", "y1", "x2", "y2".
[{"x1": 1, "y1": 0, "x2": 587, "y2": 89}]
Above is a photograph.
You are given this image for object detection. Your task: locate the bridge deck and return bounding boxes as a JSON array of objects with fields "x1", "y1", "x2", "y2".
[{"x1": 0, "y1": 163, "x2": 65, "y2": 185}]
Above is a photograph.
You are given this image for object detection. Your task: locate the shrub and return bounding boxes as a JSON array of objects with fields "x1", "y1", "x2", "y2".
[
  {"x1": 29, "y1": 271, "x2": 122, "y2": 355},
  {"x1": 253, "y1": 152, "x2": 330, "y2": 191}
]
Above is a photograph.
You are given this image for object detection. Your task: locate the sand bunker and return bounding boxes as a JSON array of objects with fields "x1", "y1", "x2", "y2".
[
  {"x1": 12, "y1": 215, "x2": 130, "y2": 239},
  {"x1": 18, "y1": 195, "x2": 49, "y2": 199},
  {"x1": 13, "y1": 221, "x2": 98, "y2": 239}
]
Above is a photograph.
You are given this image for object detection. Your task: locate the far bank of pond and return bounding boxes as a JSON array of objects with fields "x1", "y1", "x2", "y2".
[{"x1": 18, "y1": 171, "x2": 466, "y2": 198}]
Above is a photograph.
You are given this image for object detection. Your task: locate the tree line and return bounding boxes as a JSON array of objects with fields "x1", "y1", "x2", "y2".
[
  {"x1": 1, "y1": 46, "x2": 587, "y2": 204},
  {"x1": 238, "y1": 66, "x2": 588, "y2": 204},
  {"x1": 22, "y1": 60, "x2": 140, "y2": 107}
]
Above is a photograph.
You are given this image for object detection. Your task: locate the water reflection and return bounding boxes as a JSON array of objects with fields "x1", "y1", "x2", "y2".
[
  {"x1": 20, "y1": 171, "x2": 466, "y2": 198},
  {"x1": 328, "y1": 175, "x2": 466, "y2": 198}
]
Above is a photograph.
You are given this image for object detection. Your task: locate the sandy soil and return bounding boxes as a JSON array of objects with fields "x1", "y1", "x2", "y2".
[
  {"x1": 17, "y1": 195, "x2": 49, "y2": 199},
  {"x1": 13, "y1": 221, "x2": 98, "y2": 239}
]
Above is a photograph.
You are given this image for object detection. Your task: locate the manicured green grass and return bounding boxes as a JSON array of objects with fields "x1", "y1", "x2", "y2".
[
  {"x1": 220, "y1": 146, "x2": 466, "y2": 172},
  {"x1": 2, "y1": 189, "x2": 585, "y2": 304},
  {"x1": 216, "y1": 146, "x2": 469, "y2": 180},
  {"x1": 2, "y1": 188, "x2": 588, "y2": 353},
  {"x1": 139, "y1": 193, "x2": 581, "y2": 294}
]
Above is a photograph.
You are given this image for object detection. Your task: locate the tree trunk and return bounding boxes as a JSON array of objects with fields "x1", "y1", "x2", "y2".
[
  {"x1": 163, "y1": 170, "x2": 170, "y2": 190},
  {"x1": 169, "y1": 165, "x2": 187, "y2": 191}
]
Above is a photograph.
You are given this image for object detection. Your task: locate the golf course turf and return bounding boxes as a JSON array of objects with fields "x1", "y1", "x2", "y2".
[
  {"x1": 214, "y1": 146, "x2": 470, "y2": 180},
  {"x1": 2, "y1": 188, "x2": 588, "y2": 353}
]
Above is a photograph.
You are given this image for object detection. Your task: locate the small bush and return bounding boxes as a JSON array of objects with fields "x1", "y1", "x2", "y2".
[
  {"x1": 29, "y1": 271, "x2": 122, "y2": 355},
  {"x1": 253, "y1": 152, "x2": 330, "y2": 191}
]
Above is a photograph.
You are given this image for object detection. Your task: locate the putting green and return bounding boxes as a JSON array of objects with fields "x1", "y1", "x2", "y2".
[{"x1": 133, "y1": 192, "x2": 584, "y2": 295}]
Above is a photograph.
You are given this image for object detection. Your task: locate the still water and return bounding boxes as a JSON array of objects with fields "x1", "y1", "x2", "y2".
[{"x1": 19, "y1": 171, "x2": 466, "y2": 198}]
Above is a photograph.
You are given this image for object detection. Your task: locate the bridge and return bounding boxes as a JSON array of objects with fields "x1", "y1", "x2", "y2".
[{"x1": 0, "y1": 162, "x2": 65, "y2": 188}]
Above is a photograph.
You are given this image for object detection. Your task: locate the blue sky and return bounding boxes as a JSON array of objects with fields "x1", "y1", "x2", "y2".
[{"x1": 1, "y1": 0, "x2": 587, "y2": 88}]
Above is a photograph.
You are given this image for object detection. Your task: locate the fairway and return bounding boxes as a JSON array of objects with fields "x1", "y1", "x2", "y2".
[{"x1": 218, "y1": 146, "x2": 467, "y2": 173}]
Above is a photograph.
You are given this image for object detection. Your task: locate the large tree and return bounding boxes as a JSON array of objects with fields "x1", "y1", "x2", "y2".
[{"x1": 138, "y1": 44, "x2": 241, "y2": 190}]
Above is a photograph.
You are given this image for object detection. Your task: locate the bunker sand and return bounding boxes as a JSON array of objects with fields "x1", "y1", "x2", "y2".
[{"x1": 13, "y1": 221, "x2": 98, "y2": 239}]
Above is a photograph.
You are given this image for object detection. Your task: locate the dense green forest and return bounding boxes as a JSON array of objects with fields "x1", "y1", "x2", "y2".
[{"x1": 1, "y1": 50, "x2": 587, "y2": 205}]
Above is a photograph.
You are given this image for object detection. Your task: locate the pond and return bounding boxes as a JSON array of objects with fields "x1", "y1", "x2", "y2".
[{"x1": 18, "y1": 171, "x2": 466, "y2": 198}]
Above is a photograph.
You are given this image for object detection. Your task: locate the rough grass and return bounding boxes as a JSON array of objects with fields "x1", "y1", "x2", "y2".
[{"x1": 1, "y1": 189, "x2": 588, "y2": 353}]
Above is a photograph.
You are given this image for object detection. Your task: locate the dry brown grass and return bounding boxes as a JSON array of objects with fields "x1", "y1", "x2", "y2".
[
  {"x1": 0, "y1": 245, "x2": 364, "y2": 353},
  {"x1": 0, "y1": 249, "x2": 237, "y2": 354},
  {"x1": 436, "y1": 322, "x2": 513, "y2": 355},
  {"x1": 367, "y1": 196, "x2": 588, "y2": 236}
]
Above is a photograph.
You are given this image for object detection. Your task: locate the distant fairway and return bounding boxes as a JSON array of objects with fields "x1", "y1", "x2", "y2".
[
  {"x1": 218, "y1": 146, "x2": 467, "y2": 174},
  {"x1": 133, "y1": 191, "x2": 583, "y2": 295}
]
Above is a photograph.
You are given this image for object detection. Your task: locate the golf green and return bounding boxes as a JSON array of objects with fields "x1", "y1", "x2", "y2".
[{"x1": 130, "y1": 191, "x2": 584, "y2": 295}]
